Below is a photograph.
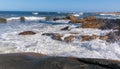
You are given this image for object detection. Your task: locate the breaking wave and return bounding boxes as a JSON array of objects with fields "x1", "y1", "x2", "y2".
[{"x1": 7, "y1": 16, "x2": 46, "y2": 21}]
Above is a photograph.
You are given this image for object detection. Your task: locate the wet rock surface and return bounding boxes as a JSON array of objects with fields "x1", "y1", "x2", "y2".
[
  {"x1": 0, "y1": 53, "x2": 120, "y2": 69},
  {"x1": 18, "y1": 31, "x2": 36, "y2": 35}
]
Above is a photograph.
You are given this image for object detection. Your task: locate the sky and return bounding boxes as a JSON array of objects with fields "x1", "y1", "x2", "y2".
[{"x1": 0, "y1": 0, "x2": 120, "y2": 12}]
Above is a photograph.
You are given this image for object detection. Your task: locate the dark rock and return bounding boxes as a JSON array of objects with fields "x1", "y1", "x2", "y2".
[
  {"x1": 20, "y1": 17, "x2": 25, "y2": 22},
  {"x1": 53, "y1": 17, "x2": 68, "y2": 21},
  {"x1": 0, "y1": 53, "x2": 120, "y2": 69},
  {"x1": 67, "y1": 15, "x2": 77, "y2": 23},
  {"x1": 0, "y1": 18, "x2": 7, "y2": 23},
  {"x1": 60, "y1": 26, "x2": 70, "y2": 30},
  {"x1": 99, "y1": 19, "x2": 120, "y2": 30},
  {"x1": 106, "y1": 30, "x2": 120, "y2": 42},
  {"x1": 18, "y1": 31, "x2": 36, "y2": 35},
  {"x1": 84, "y1": 16, "x2": 96, "y2": 21}
]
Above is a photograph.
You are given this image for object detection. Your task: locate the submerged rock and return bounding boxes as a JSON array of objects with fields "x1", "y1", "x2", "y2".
[
  {"x1": 18, "y1": 31, "x2": 36, "y2": 35},
  {"x1": 0, "y1": 18, "x2": 7, "y2": 23},
  {"x1": 0, "y1": 53, "x2": 120, "y2": 69}
]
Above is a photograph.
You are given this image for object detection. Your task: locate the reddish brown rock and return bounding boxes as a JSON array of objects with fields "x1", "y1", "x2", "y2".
[
  {"x1": 99, "y1": 36, "x2": 109, "y2": 40},
  {"x1": 82, "y1": 22, "x2": 103, "y2": 28},
  {"x1": 84, "y1": 16, "x2": 96, "y2": 21},
  {"x1": 18, "y1": 31, "x2": 36, "y2": 35},
  {"x1": 42, "y1": 33, "x2": 63, "y2": 41},
  {"x1": 82, "y1": 35, "x2": 99, "y2": 41},
  {"x1": 64, "y1": 35, "x2": 75, "y2": 42}
]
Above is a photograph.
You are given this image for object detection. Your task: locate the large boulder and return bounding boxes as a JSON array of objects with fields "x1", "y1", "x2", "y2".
[
  {"x1": 66, "y1": 15, "x2": 77, "y2": 23},
  {"x1": 0, "y1": 18, "x2": 7, "y2": 23},
  {"x1": 0, "y1": 53, "x2": 120, "y2": 69},
  {"x1": 18, "y1": 31, "x2": 36, "y2": 35}
]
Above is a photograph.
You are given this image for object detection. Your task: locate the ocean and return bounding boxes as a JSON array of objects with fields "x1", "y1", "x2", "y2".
[{"x1": 0, "y1": 11, "x2": 120, "y2": 60}]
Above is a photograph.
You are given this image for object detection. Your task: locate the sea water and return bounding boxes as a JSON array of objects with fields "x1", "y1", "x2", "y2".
[{"x1": 0, "y1": 11, "x2": 120, "y2": 60}]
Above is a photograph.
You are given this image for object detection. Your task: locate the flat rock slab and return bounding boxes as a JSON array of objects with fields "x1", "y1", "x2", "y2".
[
  {"x1": 18, "y1": 31, "x2": 36, "y2": 35},
  {"x1": 0, "y1": 53, "x2": 120, "y2": 69}
]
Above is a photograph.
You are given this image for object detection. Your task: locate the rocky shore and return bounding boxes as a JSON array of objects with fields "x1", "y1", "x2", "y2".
[{"x1": 0, "y1": 53, "x2": 120, "y2": 69}]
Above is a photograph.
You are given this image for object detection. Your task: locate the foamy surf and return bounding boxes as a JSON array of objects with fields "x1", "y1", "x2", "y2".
[{"x1": 0, "y1": 21, "x2": 120, "y2": 60}]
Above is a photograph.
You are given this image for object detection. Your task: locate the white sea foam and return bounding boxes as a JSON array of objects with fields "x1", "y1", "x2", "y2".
[
  {"x1": 7, "y1": 16, "x2": 46, "y2": 21},
  {"x1": 53, "y1": 20, "x2": 70, "y2": 23},
  {"x1": 72, "y1": 12, "x2": 83, "y2": 17},
  {"x1": 100, "y1": 14, "x2": 117, "y2": 16},
  {"x1": 0, "y1": 22, "x2": 120, "y2": 60},
  {"x1": 32, "y1": 12, "x2": 39, "y2": 15}
]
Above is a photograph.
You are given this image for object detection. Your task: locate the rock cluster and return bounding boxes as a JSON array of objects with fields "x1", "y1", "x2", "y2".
[{"x1": 42, "y1": 33, "x2": 75, "y2": 42}]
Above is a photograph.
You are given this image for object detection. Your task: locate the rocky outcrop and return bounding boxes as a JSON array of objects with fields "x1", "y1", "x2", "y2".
[
  {"x1": 0, "y1": 18, "x2": 7, "y2": 23},
  {"x1": 42, "y1": 33, "x2": 75, "y2": 42},
  {"x1": 0, "y1": 53, "x2": 120, "y2": 69},
  {"x1": 67, "y1": 15, "x2": 77, "y2": 23},
  {"x1": 18, "y1": 31, "x2": 36, "y2": 35}
]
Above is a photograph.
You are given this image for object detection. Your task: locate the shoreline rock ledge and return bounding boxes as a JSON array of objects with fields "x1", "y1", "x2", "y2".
[{"x1": 0, "y1": 53, "x2": 120, "y2": 69}]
